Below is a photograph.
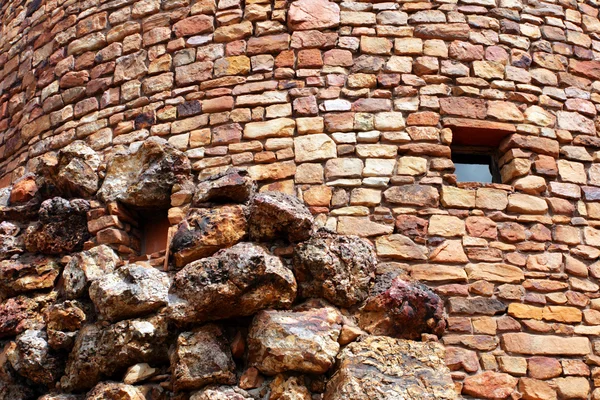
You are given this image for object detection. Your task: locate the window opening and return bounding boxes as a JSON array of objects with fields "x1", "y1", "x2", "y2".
[
  {"x1": 139, "y1": 210, "x2": 171, "y2": 255},
  {"x1": 451, "y1": 146, "x2": 501, "y2": 184}
]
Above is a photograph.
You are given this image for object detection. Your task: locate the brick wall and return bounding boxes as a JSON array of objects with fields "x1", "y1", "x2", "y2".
[{"x1": 3, "y1": 0, "x2": 600, "y2": 397}]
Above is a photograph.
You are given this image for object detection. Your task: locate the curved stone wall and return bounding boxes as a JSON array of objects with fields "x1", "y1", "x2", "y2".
[{"x1": 3, "y1": 0, "x2": 600, "y2": 397}]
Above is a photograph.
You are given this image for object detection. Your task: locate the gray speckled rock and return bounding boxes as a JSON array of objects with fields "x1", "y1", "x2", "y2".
[
  {"x1": 98, "y1": 137, "x2": 191, "y2": 209},
  {"x1": 190, "y1": 386, "x2": 253, "y2": 400},
  {"x1": 292, "y1": 229, "x2": 377, "y2": 307},
  {"x1": 7, "y1": 329, "x2": 63, "y2": 386},
  {"x1": 62, "y1": 245, "x2": 120, "y2": 299},
  {"x1": 89, "y1": 264, "x2": 169, "y2": 322},
  {"x1": 248, "y1": 191, "x2": 313, "y2": 243},
  {"x1": 247, "y1": 307, "x2": 342, "y2": 375},
  {"x1": 323, "y1": 336, "x2": 457, "y2": 400},
  {"x1": 167, "y1": 242, "x2": 296, "y2": 325},
  {"x1": 193, "y1": 168, "x2": 256, "y2": 205},
  {"x1": 85, "y1": 382, "x2": 145, "y2": 400},
  {"x1": 171, "y1": 325, "x2": 236, "y2": 391}
]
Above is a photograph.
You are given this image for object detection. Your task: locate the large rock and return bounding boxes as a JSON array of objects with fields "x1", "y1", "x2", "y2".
[
  {"x1": 170, "y1": 325, "x2": 236, "y2": 391},
  {"x1": 85, "y1": 382, "x2": 145, "y2": 400},
  {"x1": 170, "y1": 205, "x2": 248, "y2": 268},
  {"x1": 89, "y1": 264, "x2": 170, "y2": 322},
  {"x1": 0, "y1": 222, "x2": 24, "y2": 260},
  {"x1": 7, "y1": 329, "x2": 64, "y2": 385},
  {"x1": 168, "y1": 242, "x2": 296, "y2": 325},
  {"x1": 292, "y1": 229, "x2": 376, "y2": 307},
  {"x1": 0, "y1": 294, "x2": 52, "y2": 338},
  {"x1": 62, "y1": 245, "x2": 120, "y2": 299},
  {"x1": 190, "y1": 386, "x2": 253, "y2": 400},
  {"x1": 25, "y1": 197, "x2": 90, "y2": 254},
  {"x1": 288, "y1": 0, "x2": 340, "y2": 30},
  {"x1": 323, "y1": 336, "x2": 456, "y2": 399},
  {"x1": 248, "y1": 192, "x2": 313, "y2": 242},
  {"x1": 193, "y1": 169, "x2": 256, "y2": 205},
  {"x1": 357, "y1": 276, "x2": 446, "y2": 339},
  {"x1": 54, "y1": 141, "x2": 101, "y2": 198},
  {"x1": 247, "y1": 307, "x2": 342, "y2": 375},
  {"x1": 46, "y1": 300, "x2": 88, "y2": 350},
  {"x1": 98, "y1": 137, "x2": 191, "y2": 208},
  {"x1": 0, "y1": 255, "x2": 60, "y2": 299},
  {"x1": 60, "y1": 315, "x2": 169, "y2": 392}
]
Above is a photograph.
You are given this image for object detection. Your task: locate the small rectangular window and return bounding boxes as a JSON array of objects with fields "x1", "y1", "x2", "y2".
[{"x1": 452, "y1": 147, "x2": 501, "y2": 184}]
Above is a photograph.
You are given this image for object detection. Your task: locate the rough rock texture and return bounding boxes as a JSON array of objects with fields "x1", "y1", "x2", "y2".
[
  {"x1": 24, "y1": 197, "x2": 90, "y2": 254},
  {"x1": 98, "y1": 138, "x2": 191, "y2": 209},
  {"x1": 248, "y1": 192, "x2": 314, "y2": 242},
  {"x1": 193, "y1": 169, "x2": 256, "y2": 205},
  {"x1": 60, "y1": 316, "x2": 169, "y2": 392},
  {"x1": 324, "y1": 336, "x2": 456, "y2": 399},
  {"x1": 6, "y1": 329, "x2": 63, "y2": 385},
  {"x1": 89, "y1": 264, "x2": 170, "y2": 322},
  {"x1": 170, "y1": 325, "x2": 236, "y2": 391},
  {"x1": 62, "y1": 245, "x2": 120, "y2": 299},
  {"x1": 357, "y1": 276, "x2": 446, "y2": 340},
  {"x1": 0, "y1": 221, "x2": 24, "y2": 260},
  {"x1": 292, "y1": 229, "x2": 377, "y2": 307},
  {"x1": 85, "y1": 382, "x2": 145, "y2": 400},
  {"x1": 190, "y1": 386, "x2": 253, "y2": 400},
  {"x1": 168, "y1": 242, "x2": 296, "y2": 324},
  {"x1": 0, "y1": 255, "x2": 60, "y2": 299},
  {"x1": 170, "y1": 205, "x2": 248, "y2": 268},
  {"x1": 247, "y1": 307, "x2": 342, "y2": 375}
]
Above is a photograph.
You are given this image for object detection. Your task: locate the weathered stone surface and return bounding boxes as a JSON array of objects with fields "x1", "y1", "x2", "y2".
[
  {"x1": 98, "y1": 137, "x2": 191, "y2": 208},
  {"x1": 249, "y1": 191, "x2": 313, "y2": 242},
  {"x1": 193, "y1": 169, "x2": 256, "y2": 205},
  {"x1": 375, "y1": 234, "x2": 428, "y2": 261},
  {"x1": 171, "y1": 325, "x2": 236, "y2": 391},
  {"x1": 502, "y1": 333, "x2": 590, "y2": 355},
  {"x1": 293, "y1": 229, "x2": 376, "y2": 307},
  {"x1": 168, "y1": 243, "x2": 296, "y2": 324},
  {"x1": 323, "y1": 336, "x2": 456, "y2": 399},
  {"x1": 465, "y1": 263, "x2": 524, "y2": 283},
  {"x1": 25, "y1": 198, "x2": 90, "y2": 255},
  {"x1": 0, "y1": 294, "x2": 49, "y2": 339},
  {"x1": 0, "y1": 255, "x2": 60, "y2": 298},
  {"x1": 462, "y1": 371, "x2": 518, "y2": 399},
  {"x1": 62, "y1": 244, "x2": 120, "y2": 299},
  {"x1": 7, "y1": 329, "x2": 63, "y2": 385},
  {"x1": 49, "y1": 141, "x2": 100, "y2": 198},
  {"x1": 170, "y1": 205, "x2": 248, "y2": 268},
  {"x1": 89, "y1": 264, "x2": 170, "y2": 322},
  {"x1": 191, "y1": 386, "x2": 253, "y2": 400},
  {"x1": 288, "y1": 0, "x2": 340, "y2": 31},
  {"x1": 357, "y1": 276, "x2": 446, "y2": 339},
  {"x1": 0, "y1": 222, "x2": 24, "y2": 260},
  {"x1": 85, "y1": 382, "x2": 145, "y2": 400},
  {"x1": 247, "y1": 307, "x2": 342, "y2": 375},
  {"x1": 60, "y1": 315, "x2": 169, "y2": 392},
  {"x1": 383, "y1": 185, "x2": 439, "y2": 207}
]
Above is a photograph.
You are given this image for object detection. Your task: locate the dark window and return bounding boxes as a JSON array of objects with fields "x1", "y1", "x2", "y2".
[{"x1": 452, "y1": 147, "x2": 501, "y2": 183}]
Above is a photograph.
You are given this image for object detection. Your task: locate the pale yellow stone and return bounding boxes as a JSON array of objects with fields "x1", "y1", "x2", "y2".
[
  {"x1": 441, "y1": 186, "x2": 476, "y2": 208},
  {"x1": 428, "y1": 215, "x2": 466, "y2": 237}
]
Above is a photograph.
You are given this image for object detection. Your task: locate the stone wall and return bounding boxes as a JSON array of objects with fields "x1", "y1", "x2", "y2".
[{"x1": 3, "y1": 0, "x2": 600, "y2": 397}]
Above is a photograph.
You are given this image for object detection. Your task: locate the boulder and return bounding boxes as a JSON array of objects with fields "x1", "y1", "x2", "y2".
[
  {"x1": 248, "y1": 192, "x2": 313, "y2": 242},
  {"x1": 170, "y1": 205, "x2": 248, "y2": 268},
  {"x1": 167, "y1": 242, "x2": 296, "y2": 324},
  {"x1": 9, "y1": 175, "x2": 39, "y2": 204},
  {"x1": 0, "y1": 294, "x2": 51, "y2": 338},
  {"x1": 0, "y1": 255, "x2": 60, "y2": 299},
  {"x1": 55, "y1": 141, "x2": 101, "y2": 198},
  {"x1": 190, "y1": 386, "x2": 253, "y2": 400},
  {"x1": 98, "y1": 137, "x2": 191, "y2": 209},
  {"x1": 89, "y1": 264, "x2": 170, "y2": 322},
  {"x1": 170, "y1": 325, "x2": 236, "y2": 391},
  {"x1": 85, "y1": 382, "x2": 145, "y2": 400},
  {"x1": 292, "y1": 229, "x2": 377, "y2": 307},
  {"x1": 46, "y1": 300, "x2": 88, "y2": 350},
  {"x1": 269, "y1": 375, "x2": 312, "y2": 400},
  {"x1": 24, "y1": 197, "x2": 90, "y2": 254},
  {"x1": 7, "y1": 329, "x2": 63, "y2": 385},
  {"x1": 357, "y1": 276, "x2": 446, "y2": 339},
  {"x1": 247, "y1": 307, "x2": 342, "y2": 375},
  {"x1": 62, "y1": 245, "x2": 120, "y2": 299},
  {"x1": 60, "y1": 315, "x2": 169, "y2": 392},
  {"x1": 193, "y1": 168, "x2": 256, "y2": 205},
  {"x1": 323, "y1": 336, "x2": 456, "y2": 399}
]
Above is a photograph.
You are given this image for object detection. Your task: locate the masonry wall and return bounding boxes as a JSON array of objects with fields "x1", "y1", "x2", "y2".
[{"x1": 3, "y1": 0, "x2": 600, "y2": 397}]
